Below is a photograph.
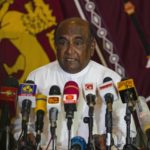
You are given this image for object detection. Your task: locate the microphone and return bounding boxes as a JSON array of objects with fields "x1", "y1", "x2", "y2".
[
  {"x1": 117, "y1": 78, "x2": 139, "y2": 149},
  {"x1": 47, "y1": 85, "x2": 61, "y2": 135},
  {"x1": 117, "y1": 78, "x2": 138, "y2": 105},
  {"x1": 82, "y1": 83, "x2": 96, "y2": 108},
  {"x1": 0, "y1": 76, "x2": 19, "y2": 117},
  {"x1": 47, "y1": 85, "x2": 61, "y2": 112},
  {"x1": 47, "y1": 85, "x2": 61, "y2": 150},
  {"x1": 98, "y1": 77, "x2": 118, "y2": 109},
  {"x1": 49, "y1": 107, "x2": 58, "y2": 131},
  {"x1": 35, "y1": 94, "x2": 47, "y2": 144},
  {"x1": 0, "y1": 76, "x2": 19, "y2": 150},
  {"x1": 63, "y1": 81, "x2": 79, "y2": 119},
  {"x1": 18, "y1": 80, "x2": 37, "y2": 108},
  {"x1": 82, "y1": 83, "x2": 96, "y2": 150},
  {"x1": 98, "y1": 77, "x2": 118, "y2": 149},
  {"x1": 18, "y1": 80, "x2": 37, "y2": 129},
  {"x1": 71, "y1": 136, "x2": 87, "y2": 150},
  {"x1": 63, "y1": 81, "x2": 79, "y2": 150},
  {"x1": 47, "y1": 85, "x2": 61, "y2": 128}
]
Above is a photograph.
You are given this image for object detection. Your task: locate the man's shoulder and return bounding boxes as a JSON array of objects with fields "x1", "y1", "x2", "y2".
[
  {"x1": 89, "y1": 60, "x2": 115, "y2": 73},
  {"x1": 28, "y1": 60, "x2": 58, "y2": 78},
  {"x1": 90, "y1": 60, "x2": 106, "y2": 69},
  {"x1": 89, "y1": 60, "x2": 121, "y2": 81}
]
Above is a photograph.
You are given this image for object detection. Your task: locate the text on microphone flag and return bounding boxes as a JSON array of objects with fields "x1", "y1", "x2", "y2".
[
  {"x1": 117, "y1": 79, "x2": 135, "y2": 91},
  {"x1": 18, "y1": 83, "x2": 37, "y2": 95},
  {"x1": 0, "y1": 86, "x2": 17, "y2": 101},
  {"x1": 63, "y1": 94, "x2": 77, "y2": 104},
  {"x1": 85, "y1": 83, "x2": 94, "y2": 90},
  {"x1": 47, "y1": 96, "x2": 60, "y2": 104},
  {"x1": 99, "y1": 82, "x2": 113, "y2": 90}
]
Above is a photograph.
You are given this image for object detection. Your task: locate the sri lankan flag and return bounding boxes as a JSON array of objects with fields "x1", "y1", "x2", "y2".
[{"x1": 0, "y1": 0, "x2": 64, "y2": 84}]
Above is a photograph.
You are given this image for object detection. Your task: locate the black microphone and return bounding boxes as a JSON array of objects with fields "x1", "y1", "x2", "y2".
[
  {"x1": 17, "y1": 79, "x2": 37, "y2": 148},
  {"x1": 19, "y1": 80, "x2": 37, "y2": 129},
  {"x1": 117, "y1": 78, "x2": 139, "y2": 150},
  {"x1": 47, "y1": 85, "x2": 61, "y2": 150},
  {"x1": 82, "y1": 83, "x2": 96, "y2": 115},
  {"x1": 17, "y1": 80, "x2": 37, "y2": 150},
  {"x1": 98, "y1": 77, "x2": 118, "y2": 113},
  {"x1": 99, "y1": 77, "x2": 118, "y2": 107},
  {"x1": 48, "y1": 85, "x2": 61, "y2": 131},
  {"x1": 0, "y1": 76, "x2": 19, "y2": 124},
  {"x1": 0, "y1": 76, "x2": 19, "y2": 118},
  {"x1": 98, "y1": 77, "x2": 118, "y2": 150},
  {"x1": 0, "y1": 76, "x2": 19, "y2": 150},
  {"x1": 117, "y1": 78, "x2": 138, "y2": 104},
  {"x1": 82, "y1": 83, "x2": 96, "y2": 150},
  {"x1": 21, "y1": 99, "x2": 31, "y2": 128}
]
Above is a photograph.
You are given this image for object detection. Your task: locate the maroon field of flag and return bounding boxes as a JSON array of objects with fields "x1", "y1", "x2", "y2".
[{"x1": 72, "y1": 0, "x2": 150, "y2": 101}]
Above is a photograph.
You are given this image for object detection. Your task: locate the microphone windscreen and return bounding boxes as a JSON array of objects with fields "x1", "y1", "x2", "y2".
[
  {"x1": 3, "y1": 76, "x2": 19, "y2": 88},
  {"x1": 25, "y1": 80, "x2": 35, "y2": 84},
  {"x1": 103, "y1": 77, "x2": 112, "y2": 83},
  {"x1": 63, "y1": 81, "x2": 79, "y2": 99},
  {"x1": 49, "y1": 85, "x2": 61, "y2": 95},
  {"x1": 98, "y1": 77, "x2": 118, "y2": 101},
  {"x1": 47, "y1": 85, "x2": 61, "y2": 112},
  {"x1": 35, "y1": 94, "x2": 47, "y2": 113},
  {"x1": 18, "y1": 80, "x2": 37, "y2": 108}
]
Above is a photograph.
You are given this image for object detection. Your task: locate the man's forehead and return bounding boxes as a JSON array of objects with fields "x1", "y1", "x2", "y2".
[
  {"x1": 57, "y1": 34, "x2": 85, "y2": 41},
  {"x1": 57, "y1": 24, "x2": 88, "y2": 36}
]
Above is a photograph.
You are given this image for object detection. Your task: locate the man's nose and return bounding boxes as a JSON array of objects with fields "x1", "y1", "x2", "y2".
[{"x1": 66, "y1": 41, "x2": 75, "y2": 54}]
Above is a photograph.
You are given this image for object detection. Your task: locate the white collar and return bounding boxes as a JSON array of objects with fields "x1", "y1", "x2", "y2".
[{"x1": 57, "y1": 60, "x2": 91, "y2": 80}]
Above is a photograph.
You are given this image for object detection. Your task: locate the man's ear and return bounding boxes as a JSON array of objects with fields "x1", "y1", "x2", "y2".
[{"x1": 90, "y1": 38, "x2": 96, "y2": 57}]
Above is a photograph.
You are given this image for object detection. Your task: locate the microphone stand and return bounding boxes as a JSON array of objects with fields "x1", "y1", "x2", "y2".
[
  {"x1": 18, "y1": 121, "x2": 36, "y2": 150},
  {"x1": 50, "y1": 126, "x2": 57, "y2": 150},
  {"x1": 35, "y1": 110, "x2": 45, "y2": 150},
  {"x1": 0, "y1": 104, "x2": 10, "y2": 150},
  {"x1": 123, "y1": 101, "x2": 138, "y2": 150},
  {"x1": 84, "y1": 94, "x2": 96, "y2": 150},
  {"x1": 66, "y1": 111, "x2": 74, "y2": 150},
  {"x1": 88, "y1": 107, "x2": 95, "y2": 150},
  {"x1": 18, "y1": 100, "x2": 36, "y2": 150},
  {"x1": 22, "y1": 117, "x2": 29, "y2": 143},
  {"x1": 36, "y1": 131, "x2": 42, "y2": 150},
  {"x1": 105, "y1": 104, "x2": 112, "y2": 150},
  {"x1": 49, "y1": 108, "x2": 58, "y2": 150},
  {"x1": 20, "y1": 106, "x2": 30, "y2": 149},
  {"x1": 105, "y1": 93, "x2": 114, "y2": 150}
]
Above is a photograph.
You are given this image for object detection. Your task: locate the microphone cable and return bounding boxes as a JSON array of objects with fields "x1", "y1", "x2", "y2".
[{"x1": 45, "y1": 137, "x2": 52, "y2": 150}]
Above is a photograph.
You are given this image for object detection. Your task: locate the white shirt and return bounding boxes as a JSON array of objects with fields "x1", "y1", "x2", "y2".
[{"x1": 13, "y1": 60, "x2": 137, "y2": 149}]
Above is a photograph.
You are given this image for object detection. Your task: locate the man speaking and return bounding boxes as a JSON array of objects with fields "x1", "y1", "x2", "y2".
[{"x1": 12, "y1": 17, "x2": 137, "y2": 150}]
